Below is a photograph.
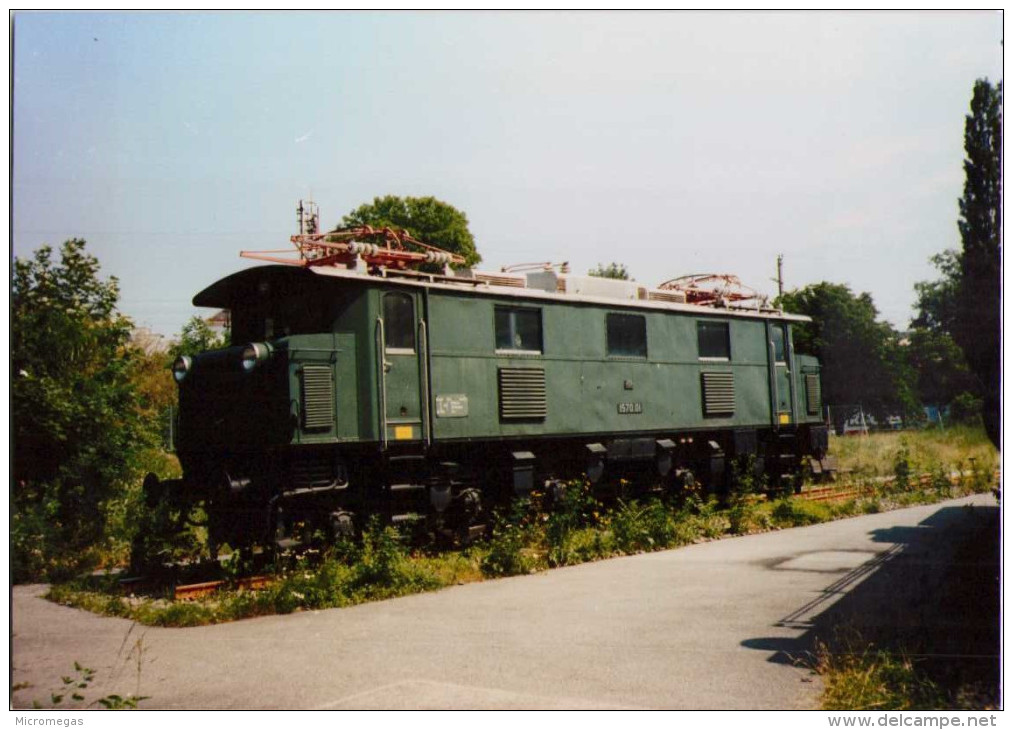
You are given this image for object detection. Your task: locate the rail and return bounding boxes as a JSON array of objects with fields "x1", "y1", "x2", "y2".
[{"x1": 796, "y1": 468, "x2": 1000, "y2": 503}]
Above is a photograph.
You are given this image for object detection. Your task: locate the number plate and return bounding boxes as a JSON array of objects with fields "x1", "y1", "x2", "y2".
[{"x1": 436, "y1": 394, "x2": 469, "y2": 418}]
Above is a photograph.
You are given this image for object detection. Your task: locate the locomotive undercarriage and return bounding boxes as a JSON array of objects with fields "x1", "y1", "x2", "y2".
[{"x1": 142, "y1": 423, "x2": 827, "y2": 562}]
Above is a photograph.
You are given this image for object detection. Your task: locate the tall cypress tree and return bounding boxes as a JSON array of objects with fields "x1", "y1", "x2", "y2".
[{"x1": 955, "y1": 79, "x2": 1001, "y2": 447}]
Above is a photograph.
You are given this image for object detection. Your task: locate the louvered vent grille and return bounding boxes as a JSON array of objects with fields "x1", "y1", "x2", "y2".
[
  {"x1": 701, "y1": 371, "x2": 735, "y2": 417},
  {"x1": 805, "y1": 374, "x2": 821, "y2": 415},
  {"x1": 498, "y1": 367, "x2": 547, "y2": 420},
  {"x1": 301, "y1": 365, "x2": 334, "y2": 430}
]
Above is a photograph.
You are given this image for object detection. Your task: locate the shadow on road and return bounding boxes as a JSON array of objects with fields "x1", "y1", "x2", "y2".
[{"x1": 741, "y1": 502, "x2": 1000, "y2": 700}]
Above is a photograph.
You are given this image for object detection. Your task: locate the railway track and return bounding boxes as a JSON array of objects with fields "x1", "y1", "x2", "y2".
[
  {"x1": 119, "y1": 574, "x2": 274, "y2": 601},
  {"x1": 116, "y1": 468, "x2": 997, "y2": 601},
  {"x1": 797, "y1": 468, "x2": 998, "y2": 503}
]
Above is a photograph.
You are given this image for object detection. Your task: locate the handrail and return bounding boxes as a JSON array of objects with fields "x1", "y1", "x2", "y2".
[
  {"x1": 767, "y1": 326, "x2": 779, "y2": 430},
  {"x1": 787, "y1": 332, "x2": 799, "y2": 423},
  {"x1": 375, "y1": 317, "x2": 388, "y2": 450},
  {"x1": 418, "y1": 319, "x2": 431, "y2": 447}
]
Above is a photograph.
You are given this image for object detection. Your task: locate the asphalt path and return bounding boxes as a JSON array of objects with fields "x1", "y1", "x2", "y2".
[{"x1": 11, "y1": 494, "x2": 997, "y2": 710}]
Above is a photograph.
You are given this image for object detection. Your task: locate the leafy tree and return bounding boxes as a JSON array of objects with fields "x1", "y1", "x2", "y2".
[
  {"x1": 903, "y1": 328, "x2": 977, "y2": 412},
  {"x1": 169, "y1": 315, "x2": 228, "y2": 358},
  {"x1": 340, "y1": 195, "x2": 480, "y2": 268},
  {"x1": 913, "y1": 79, "x2": 1001, "y2": 446},
  {"x1": 12, "y1": 240, "x2": 153, "y2": 579},
  {"x1": 954, "y1": 79, "x2": 1001, "y2": 445},
  {"x1": 778, "y1": 283, "x2": 918, "y2": 425},
  {"x1": 588, "y1": 262, "x2": 631, "y2": 280},
  {"x1": 912, "y1": 250, "x2": 961, "y2": 334}
]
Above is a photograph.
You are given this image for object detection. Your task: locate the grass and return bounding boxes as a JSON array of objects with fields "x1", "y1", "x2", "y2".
[
  {"x1": 830, "y1": 425, "x2": 997, "y2": 481},
  {"x1": 817, "y1": 639, "x2": 949, "y2": 710},
  {"x1": 46, "y1": 427, "x2": 998, "y2": 631}
]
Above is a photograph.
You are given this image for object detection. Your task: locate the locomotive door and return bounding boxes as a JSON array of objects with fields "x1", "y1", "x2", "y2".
[
  {"x1": 768, "y1": 322, "x2": 796, "y2": 426},
  {"x1": 378, "y1": 290, "x2": 428, "y2": 447}
]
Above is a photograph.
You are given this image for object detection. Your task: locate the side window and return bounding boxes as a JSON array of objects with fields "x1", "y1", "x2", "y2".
[
  {"x1": 697, "y1": 321, "x2": 731, "y2": 360},
  {"x1": 383, "y1": 292, "x2": 415, "y2": 351},
  {"x1": 771, "y1": 325, "x2": 786, "y2": 363},
  {"x1": 606, "y1": 313, "x2": 647, "y2": 358},
  {"x1": 495, "y1": 306, "x2": 542, "y2": 353}
]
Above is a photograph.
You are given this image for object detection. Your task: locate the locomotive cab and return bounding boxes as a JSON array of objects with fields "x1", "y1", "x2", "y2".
[{"x1": 172, "y1": 266, "x2": 369, "y2": 550}]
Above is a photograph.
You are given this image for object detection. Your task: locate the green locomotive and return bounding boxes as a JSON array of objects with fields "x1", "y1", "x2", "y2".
[{"x1": 157, "y1": 226, "x2": 828, "y2": 553}]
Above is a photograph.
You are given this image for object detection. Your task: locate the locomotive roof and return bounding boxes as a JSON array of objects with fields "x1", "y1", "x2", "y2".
[{"x1": 194, "y1": 264, "x2": 812, "y2": 323}]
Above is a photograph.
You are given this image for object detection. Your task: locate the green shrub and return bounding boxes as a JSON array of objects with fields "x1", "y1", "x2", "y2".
[
  {"x1": 728, "y1": 499, "x2": 773, "y2": 535},
  {"x1": 13, "y1": 490, "x2": 97, "y2": 583},
  {"x1": 892, "y1": 446, "x2": 912, "y2": 492},
  {"x1": 547, "y1": 526, "x2": 614, "y2": 567},
  {"x1": 819, "y1": 642, "x2": 946, "y2": 710},
  {"x1": 610, "y1": 499, "x2": 682, "y2": 553},
  {"x1": 771, "y1": 498, "x2": 833, "y2": 527},
  {"x1": 480, "y1": 521, "x2": 543, "y2": 576},
  {"x1": 347, "y1": 518, "x2": 442, "y2": 597},
  {"x1": 949, "y1": 392, "x2": 983, "y2": 426}
]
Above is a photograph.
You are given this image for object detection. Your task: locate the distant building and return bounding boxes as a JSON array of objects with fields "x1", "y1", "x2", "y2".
[
  {"x1": 131, "y1": 326, "x2": 170, "y2": 355},
  {"x1": 208, "y1": 309, "x2": 231, "y2": 332}
]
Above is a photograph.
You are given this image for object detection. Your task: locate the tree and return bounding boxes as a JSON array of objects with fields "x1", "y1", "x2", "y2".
[
  {"x1": 913, "y1": 79, "x2": 1001, "y2": 446},
  {"x1": 778, "y1": 283, "x2": 918, "y2": 426},
  {"x1": 912, "y1": 250, "x2": 961, "y2": 334},
  {"x1": 341, "y1": 195, "x2": 481, "y2": 268},
  {"x1": 955, "y1": 79, "x2": 1001, "y2": 446},
  {"x1": 903, "y1": 328, "x2": 978, "y2": 414},
  {"x1": 588, "y1": 262, "x2": 631, "y2": 280},
  {"x1": 12, "y1": 240, "x2": 153, "y2": 579},
  {"x1": 169, "y1": 315, "x2": 228, "y2": 358}
]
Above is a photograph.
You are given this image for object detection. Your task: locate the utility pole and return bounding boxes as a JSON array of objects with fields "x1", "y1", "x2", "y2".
[
  {"x1": 297, "y1": 199, "x2": 319, "y2": 235},
  {"x1": 772, "y1": 254, "x2": 784, "y2": 299}
]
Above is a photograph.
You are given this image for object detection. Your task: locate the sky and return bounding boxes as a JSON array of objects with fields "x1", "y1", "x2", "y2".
[{"x1": 12, "y1": 11, "x2": 1003, "y2": 339}]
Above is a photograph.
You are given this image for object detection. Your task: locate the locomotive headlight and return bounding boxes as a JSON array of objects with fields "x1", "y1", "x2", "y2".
[
  {"x1": 241, "y1": 342, "x2": 272, "y2": 372},
  {"x1": 172, "y1": 355, "x2": 192, "y2": 383}
]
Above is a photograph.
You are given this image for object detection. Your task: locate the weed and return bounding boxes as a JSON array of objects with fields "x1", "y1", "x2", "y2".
[
  {"x1": 892, "y1": 445, "x2": 912, "y2": 492},
  {"x1": 817, "y1": 641, "x2": 946, "y2": 710},
  {"x1": 610, "y1": 499, "x2": 684, "y2": 553},
  {"x1": 929, "y1": 464, "x2": 953, "y2": 495},
  {"x1": 966, "y1": 457, "x2": 994, "y2": 494},
  {"x1": 729, "y1": 455, "x2": 766, "y2": 500},
  {"x1": 480, "y1": 519, "x2": 543, "y2": 577},
  {"x1": 348, "y1": 518, "x2": 443, "y2": 597},
  {"x1": 35, "y1": 661, "x2": 148, "y2": 710},
  {"x1": 771, "y1": 498, "x2": 833, "y2": 527},
  {"x1": 862, "y1": 499, "x2": 882, "y2": 514}
]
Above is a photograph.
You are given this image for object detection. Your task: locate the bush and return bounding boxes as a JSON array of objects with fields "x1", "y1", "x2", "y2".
[
  {"x1": 12, "y1": 485, "x2": 97, "y2": 583},
  {"x1": 480, "y1": 521, "x2": 543, "y2": 577},
  {"x1": 819, "y1": 642, "x2": 946, "y2": 710},
  {"x1": 728, "y1": 499, "x2": 773, "y2": 535},
  {"x1": 771, "y1": 498, "x2": 833, "y2": 527},
  {"x1": 347, "y1": 518, "x2": 442, "y2": 597},
  {"x1": 892, "y1": 446, "x2": 913, "y2": 492},
  {"x1": 949, "y1": 392, "x2": 983, "y2": 426},
  {"x1": 13, "y1": 240, "x2": 158, "y2": 581},
  {"x1": 610, "y1": 500, "x2": 682, "y2": 554},
  {"x1": 547, "y1": 527, "x2": 614, "y2": 567}
]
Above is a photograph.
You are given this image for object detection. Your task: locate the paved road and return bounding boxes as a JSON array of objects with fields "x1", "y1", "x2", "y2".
[{"x1": 12, "y1": 494, "x2": 997, "y2": 710}]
